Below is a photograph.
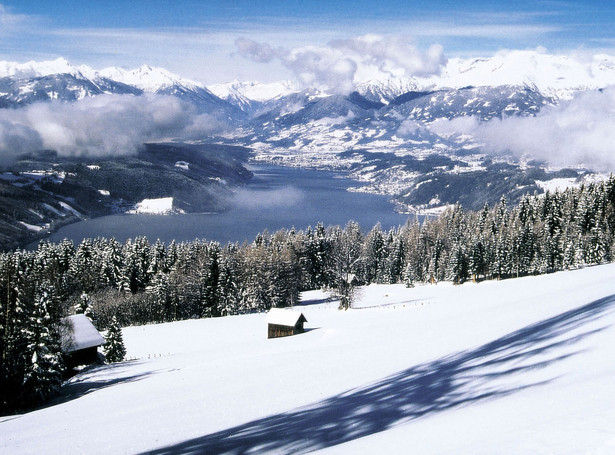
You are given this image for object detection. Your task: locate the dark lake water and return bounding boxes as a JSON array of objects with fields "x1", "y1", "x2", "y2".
[{"x1": 42, "y1": 164, "x2": 415, "y2": 246}]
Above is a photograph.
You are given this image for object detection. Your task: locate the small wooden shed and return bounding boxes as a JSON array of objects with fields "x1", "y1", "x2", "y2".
[
  {"x1": 61, "y1": 314, "x2": 105, "y2": 368},
  {"x1": 266, "y1": 308, "x2": 308, "y2": 339}
]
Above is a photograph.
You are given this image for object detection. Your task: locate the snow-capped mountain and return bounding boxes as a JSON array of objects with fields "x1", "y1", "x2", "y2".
[
  {"x1": 1, "y1": 54, "x2": 613, "y2": 221},
  {"x1": 98, "y1": 64, "x2": 202, "y2": 93},
  {"x1": 356, "y1": 50, "x2": 615, "y2": 101},
  {"x1": 356, "y1": 77, "x2": 424, "y2": 104},
  {"x1": 0, "y1": 57, "x2": 82, "y2": 79},
  {"x1": 208, "y1": 80, "x2": 299, "y2": 113},
  {"x1": 0, "y1": 58, "x2": 243, "y2": 119}
]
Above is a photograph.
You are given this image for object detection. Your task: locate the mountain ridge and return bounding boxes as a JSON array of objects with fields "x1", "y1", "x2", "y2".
[{"x1": 0, "y1": 54, "x2": 613, "y2": 249}]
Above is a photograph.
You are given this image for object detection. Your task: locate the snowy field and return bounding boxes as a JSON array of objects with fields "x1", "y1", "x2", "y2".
[{"x1": 3, "y1": 264, "x2": 615, "y2": 454}]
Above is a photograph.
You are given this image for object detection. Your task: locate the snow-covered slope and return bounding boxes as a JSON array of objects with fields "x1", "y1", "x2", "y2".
[
  {"x1": 3, "y1": 263, "x2": 615, "y2": 454},
  {"x1": 437, "y1": 51, "x2": 615, "y2": 97},
  {"x1": 0, "y1": 57, "x2": 82, "y2": 79},
  {"x1": 208, "y1": 80, "x2": 299, "y2": 113},
  {"x1": 0, "y1": 57, "x2": 202, "y2": 93},
  {"x1": 356, "y1": 76, "x2": 423, "y2": 103},
  {"x1": 98, "y1": 64, "x2": 202, "y2": 93},
  {"x1": 357, "y1": 50, "x2": 615, "y2": 101},
  {"x1": 0, "y1": 58, "x2": 243, "y2": 118},
  {"x1": 209, "y1": 80, "x2": 298, "y2": 102}
]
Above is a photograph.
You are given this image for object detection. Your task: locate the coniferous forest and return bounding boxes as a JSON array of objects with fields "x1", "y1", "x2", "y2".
[{"x1": 2, "y1": 177, "x2": 615, "y2": 414}]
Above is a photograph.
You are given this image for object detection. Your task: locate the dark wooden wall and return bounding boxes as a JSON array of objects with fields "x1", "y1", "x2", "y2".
[{"x1": 268, "y1": 322, "x2": 305, "y2": 339}]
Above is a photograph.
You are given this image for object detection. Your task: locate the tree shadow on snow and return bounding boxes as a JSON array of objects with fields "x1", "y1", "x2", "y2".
[
  {"x1": 44, "y1": 361, "x2": 153, "y2": 409},
  {"x1": 296, "y1": 296, "x2": 335, "y2": 306},
  {"x1": 144, "y1": 294, "x2": 615, "y2": 455}
]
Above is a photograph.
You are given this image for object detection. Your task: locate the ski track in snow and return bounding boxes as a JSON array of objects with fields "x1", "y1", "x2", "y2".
[{"x1": 2, "y1": 264, "x2": 615, "y2": 454}]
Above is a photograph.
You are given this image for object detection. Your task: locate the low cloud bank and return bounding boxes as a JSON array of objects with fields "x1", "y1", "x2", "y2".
[
  {"x1": 235, "y1": 34, "x2": 446, "y2": 93},
  {"x1": 428, "y1": 87, "x2": 615, "y2": 170},
  {"x1": 232, "y1": 186, "x2": 304, "y2": 210},
  {"x1": 0, "y1": 94, "x2": 224, "y2": 166}
]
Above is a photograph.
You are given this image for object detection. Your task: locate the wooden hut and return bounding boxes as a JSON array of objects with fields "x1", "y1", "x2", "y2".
[
  {"x1": 266, "y1": 308, "x2": 308, "y2": 339},
  {"x1": 61, "y1": 314, "x2": 105, "y2": 368}
]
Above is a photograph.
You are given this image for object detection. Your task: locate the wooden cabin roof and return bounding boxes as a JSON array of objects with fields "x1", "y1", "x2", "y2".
[
  {"x1": 265, "y1": 308, "x2": 307, "y2": 327},
  {"x1": 61, "y1": 314, "x2": 105, "y2": 353}
]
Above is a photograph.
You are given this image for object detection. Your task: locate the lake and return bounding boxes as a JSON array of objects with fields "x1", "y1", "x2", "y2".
[{"x1": 42, "y1": 164, "x2": 416, "y2": 246}]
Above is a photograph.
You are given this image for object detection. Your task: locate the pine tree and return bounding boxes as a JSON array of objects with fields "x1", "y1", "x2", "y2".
[
  {"x1": 216, "y1": 250, "x2": 240, "y2": 316},
  {"x1": 22, "y1": 282, "x2": 64, "y2": 405},
  {"x1": 201, "y1": 242, "x2": 221, "y2": 317},
  {"x1": 146, "y1": 271, "x2": 172, "y2": 321},
  {"x1": 74, "y1": 292, "x2": 95, "y2": 321},
  {"x1": 385, "y1": 232, "x2": 405, "y2": 284},
  {"x1": 364, "y1": 224, "x2": 385, "y2": 283},
  {"x1": 446, "y1": 241, "x2": 467, "y2": 284},
  {"x1": 403, "y1": 262, "x2": 415, "y2": 288},
  {"x1": 104, "y1": 317, "x2": 126, "y2": 363}
]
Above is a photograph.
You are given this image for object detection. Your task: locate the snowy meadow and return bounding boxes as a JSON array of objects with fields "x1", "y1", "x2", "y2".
[{"x1": 2, "y1": 263, "x2": 615, "y2": 454}]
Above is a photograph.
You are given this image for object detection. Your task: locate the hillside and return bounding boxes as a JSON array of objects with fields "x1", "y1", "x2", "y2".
[
  {"x1": 2, "y1": 56, "x2": 611, "y2": 222},
  {"x1": 2, "y1": 263, "x2": 615, "y2": 454},
  {"x1": 0, "y1": 143, "x2": 253, "y2": 251}
]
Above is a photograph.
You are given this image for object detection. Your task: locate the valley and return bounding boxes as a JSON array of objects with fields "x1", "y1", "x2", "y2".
[
  {"x1": 0, "y1": 53, "x2": 614, "y2": 249},
  {"x1": 0, "y1": 143, "x2": 252, "y2": 251},
  {"x1": 2, "y1": 3, "x2": 615, "y2": 452}
]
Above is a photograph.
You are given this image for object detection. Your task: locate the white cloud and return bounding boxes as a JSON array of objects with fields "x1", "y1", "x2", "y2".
[
  {"x1": 428, "y1": 88, "x2": 615, "y2": 170},
  {"x1": 232, "y1": 186, "x2": 304, "y2": 209},
  {"x1": 0, "y1": 94, "x2": 226, "y2": 165},
  {"x1": 330, "y1": 35, "x2": 446, "y2": 77},
  {"x1": 0, "y1": 4, "x2": 30, "y2": 31},
  {"x1": 235, "y1": 34, "x2": 447, "y2": 93},
  {"x1": 313, "y1": 110, "x2": 356, "y2": 126},
  {"x1": 234, "y1": 37, "x2": 276, "y2": 63},
  {"x1": 397, "y1": 119, "x2": 425, "y2": 136},
  {"x1": 407, "y1": 22, "x2": 562, "y2": 39}
]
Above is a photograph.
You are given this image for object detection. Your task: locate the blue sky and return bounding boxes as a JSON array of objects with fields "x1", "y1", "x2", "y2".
[{"x1": 1, "y1": 0, "x2": 614, "y2": 84}]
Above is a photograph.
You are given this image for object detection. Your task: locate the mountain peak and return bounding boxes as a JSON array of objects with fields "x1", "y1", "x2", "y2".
[
  {"x1": 355, "y1": 50, "x2": 615, "y2": 100},
  {"x1": 0, "y1": 56, "x2": 85, "y2": 79},
  {"x1": 208, "y1": 79, "x2": 298, "y2": 103},
  {"x1": 98, "y1": 64, "x2": 202, "y2": 92}
]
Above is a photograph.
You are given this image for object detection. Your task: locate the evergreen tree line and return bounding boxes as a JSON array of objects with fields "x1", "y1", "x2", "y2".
[{"x1": 2, "y1": 177, "x2": 615, "y2": 413}]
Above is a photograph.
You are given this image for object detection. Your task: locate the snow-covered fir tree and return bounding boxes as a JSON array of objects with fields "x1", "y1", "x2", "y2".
[
  {"x1": 74, "y1": 292, "x2": 95, "y2": 321},
  {"x1": 22, "y1": 282, "x2": 64, "y2": 405},
  {"x1": 104, "y1": 316, "x2": 126, "y2": 363}
]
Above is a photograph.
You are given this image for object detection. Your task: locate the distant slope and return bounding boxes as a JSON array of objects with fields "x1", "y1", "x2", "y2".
[
  {"x1": 1, "y1": 55, "x2": 613, "y2": 229},
  {"x1": 0, "y1": 143, "x2": 253, "y2": 251},
  {"x1": 0, "y1": 58, "x2": 243, "y2": 121}
]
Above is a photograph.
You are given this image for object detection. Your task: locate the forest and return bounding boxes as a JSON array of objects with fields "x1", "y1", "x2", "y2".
[{"x1": 1, "y1": 176, "x2": 614, "y2": 414}]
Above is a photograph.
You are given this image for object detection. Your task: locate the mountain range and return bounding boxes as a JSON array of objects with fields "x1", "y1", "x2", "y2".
[
  {"x1": 0, "y1": 52, "x2": 614, "y2": 249},
  {"x1": 0, "y1": 57, "x2": 244, "y2": 120}
]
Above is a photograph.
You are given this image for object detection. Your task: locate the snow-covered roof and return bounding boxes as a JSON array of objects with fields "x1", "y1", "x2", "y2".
[
  {"x1": 265, "y1": 308, "x2": 307, "y2": 327},
  {"x1": 61, "y1": 314, "x2": 105, "y2": 353}
]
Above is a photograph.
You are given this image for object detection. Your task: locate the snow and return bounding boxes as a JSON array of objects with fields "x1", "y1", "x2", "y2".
[
  {"x1": 19, "y1": 221, "x2": 44, "y2": 232},
  {"x1": 2, "y1": 264, "x2": 615, "y2": 453},
  {"x1": 41, "y1": 203, "x2": 63, "y2": 217},
  {"x1": 535, "y1": 177, "x2": 579, "y2": 192},
  {"x1": 58, "y1": 202, "x2": 81, "y2": 217},
  {"x1": 357, "y1": 50, "x2": 615, "y2": 100},
  {"x1": 61, "y1": 315, "x2": 105, "y2": 353},
  {"x1": 0, "y1": 57, "x2": 81, "y2": 79},
  {"x1": 98, "y1": 64, "x2": 201, "y2": 92},
  {"x1": 174, "y1": 161, "x2": 190, "y2": 170},
  {"x1": 208, "y1": 79, "x2": 298, "y2": 102},
  {"x1": 265, "y1": 307, "x2": 307, "y2": 327},
  {"x1": 129, "y1": 197, "x2": 174, "y2": 214}
]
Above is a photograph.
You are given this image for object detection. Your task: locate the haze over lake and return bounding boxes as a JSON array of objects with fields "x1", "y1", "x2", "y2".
[{"x1": 42, "y1": 164, "x2": 414, "y2": 246}]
